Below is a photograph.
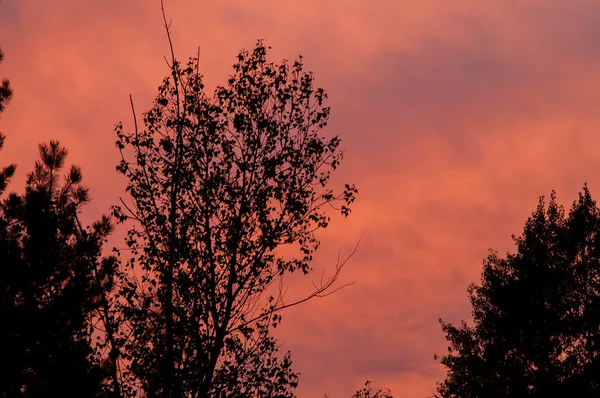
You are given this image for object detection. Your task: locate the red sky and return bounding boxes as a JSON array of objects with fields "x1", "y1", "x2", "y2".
[{"x1": 3, "y1": 0, "x2": 600, "y2": 396}]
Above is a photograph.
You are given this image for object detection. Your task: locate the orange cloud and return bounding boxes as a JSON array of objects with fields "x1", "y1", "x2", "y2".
[{"x1": 3, "y1": 0, "x2": 600, "y2": 396}]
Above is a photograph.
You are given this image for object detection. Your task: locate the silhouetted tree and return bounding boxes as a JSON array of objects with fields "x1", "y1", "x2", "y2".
[
  {"x1": 435, "y1": 186, "x2": 600, "y2": 397},
  {"x1": 0, "y1": 44, "x2": 13, "y2": 198},
  {"x1": 110, "y1": 6, "x2": 357, "y2": 396},
  {"x1": 0, "y1": 140, "x2": 116, "y2": 397}
]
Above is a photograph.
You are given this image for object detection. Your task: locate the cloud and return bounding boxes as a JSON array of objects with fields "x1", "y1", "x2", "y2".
[{"x1": 4, "y1": 0, "x2": 600, "y2": 397}]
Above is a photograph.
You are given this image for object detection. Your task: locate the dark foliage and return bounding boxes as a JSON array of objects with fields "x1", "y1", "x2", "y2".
[
  {"x1": 0, "y1": 57, "x2": 116, "y2": 395},
  {"x1": 110, "y1": 36, "x2": 356, "y2": 397},
  {"x1": 436, "y1": 186, "x2": 600, "y2": 397},
  {"x1": 0, "y1": 140, "x2": 118, "y2": 397}
]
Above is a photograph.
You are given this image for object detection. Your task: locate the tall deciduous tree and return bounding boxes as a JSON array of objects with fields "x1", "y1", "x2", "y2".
[
  {"x1": 112, "y1": 11, "x2": 356, "y2": 396},
  {"x1": 435, "y1": 187, "x2": 600, "y2": 397}
]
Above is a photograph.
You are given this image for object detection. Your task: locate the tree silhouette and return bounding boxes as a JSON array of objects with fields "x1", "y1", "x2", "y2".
[
  {"x1": 109, "y1": 7, "x2": 357, "y2": 395},
  {"x1": 435, "y1": 186, "x2": 600, "y2": 397},
  {"x1": 0, "y1": 43, "x2": 113, "y2": 397},
  {"x1": 0, "y1": 140, "x2": 116, "y2": 396},
  {"x1": 0, "y1": 42, "x2": 126, "y2": 398}
]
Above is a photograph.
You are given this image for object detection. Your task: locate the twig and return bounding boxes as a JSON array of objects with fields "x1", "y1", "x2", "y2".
[{"x1": 228, "y1": 240, "x2": 360, "y2": 333}]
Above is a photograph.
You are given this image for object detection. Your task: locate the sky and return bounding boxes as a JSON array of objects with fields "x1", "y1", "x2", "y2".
[{"x1": 2, "y1": 0, "x2": 600, "y2": 396}]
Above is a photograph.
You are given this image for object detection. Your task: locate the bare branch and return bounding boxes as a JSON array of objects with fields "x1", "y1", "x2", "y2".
[{"x1": 228, "y1": 240, "x2": 360, "y2": 334}]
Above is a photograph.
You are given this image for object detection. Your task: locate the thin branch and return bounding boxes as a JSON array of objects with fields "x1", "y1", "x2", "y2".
[
  {"x1": 129, "y1": 94, "x2": 139, "y2": 135},
  {"x1": 228, "y1": 240, "x2": 360, "y2": 333},
  {"x1": 161, "y1": 0, "x2": 177, "y2": 68},
  {"x1": 196, "y1": 46, "x2": 201, "y2": 77}
]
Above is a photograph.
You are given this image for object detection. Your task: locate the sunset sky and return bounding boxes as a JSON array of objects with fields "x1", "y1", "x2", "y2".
[{"x1": 3, "y1": 0, "x2": 600, "y2": 396}]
